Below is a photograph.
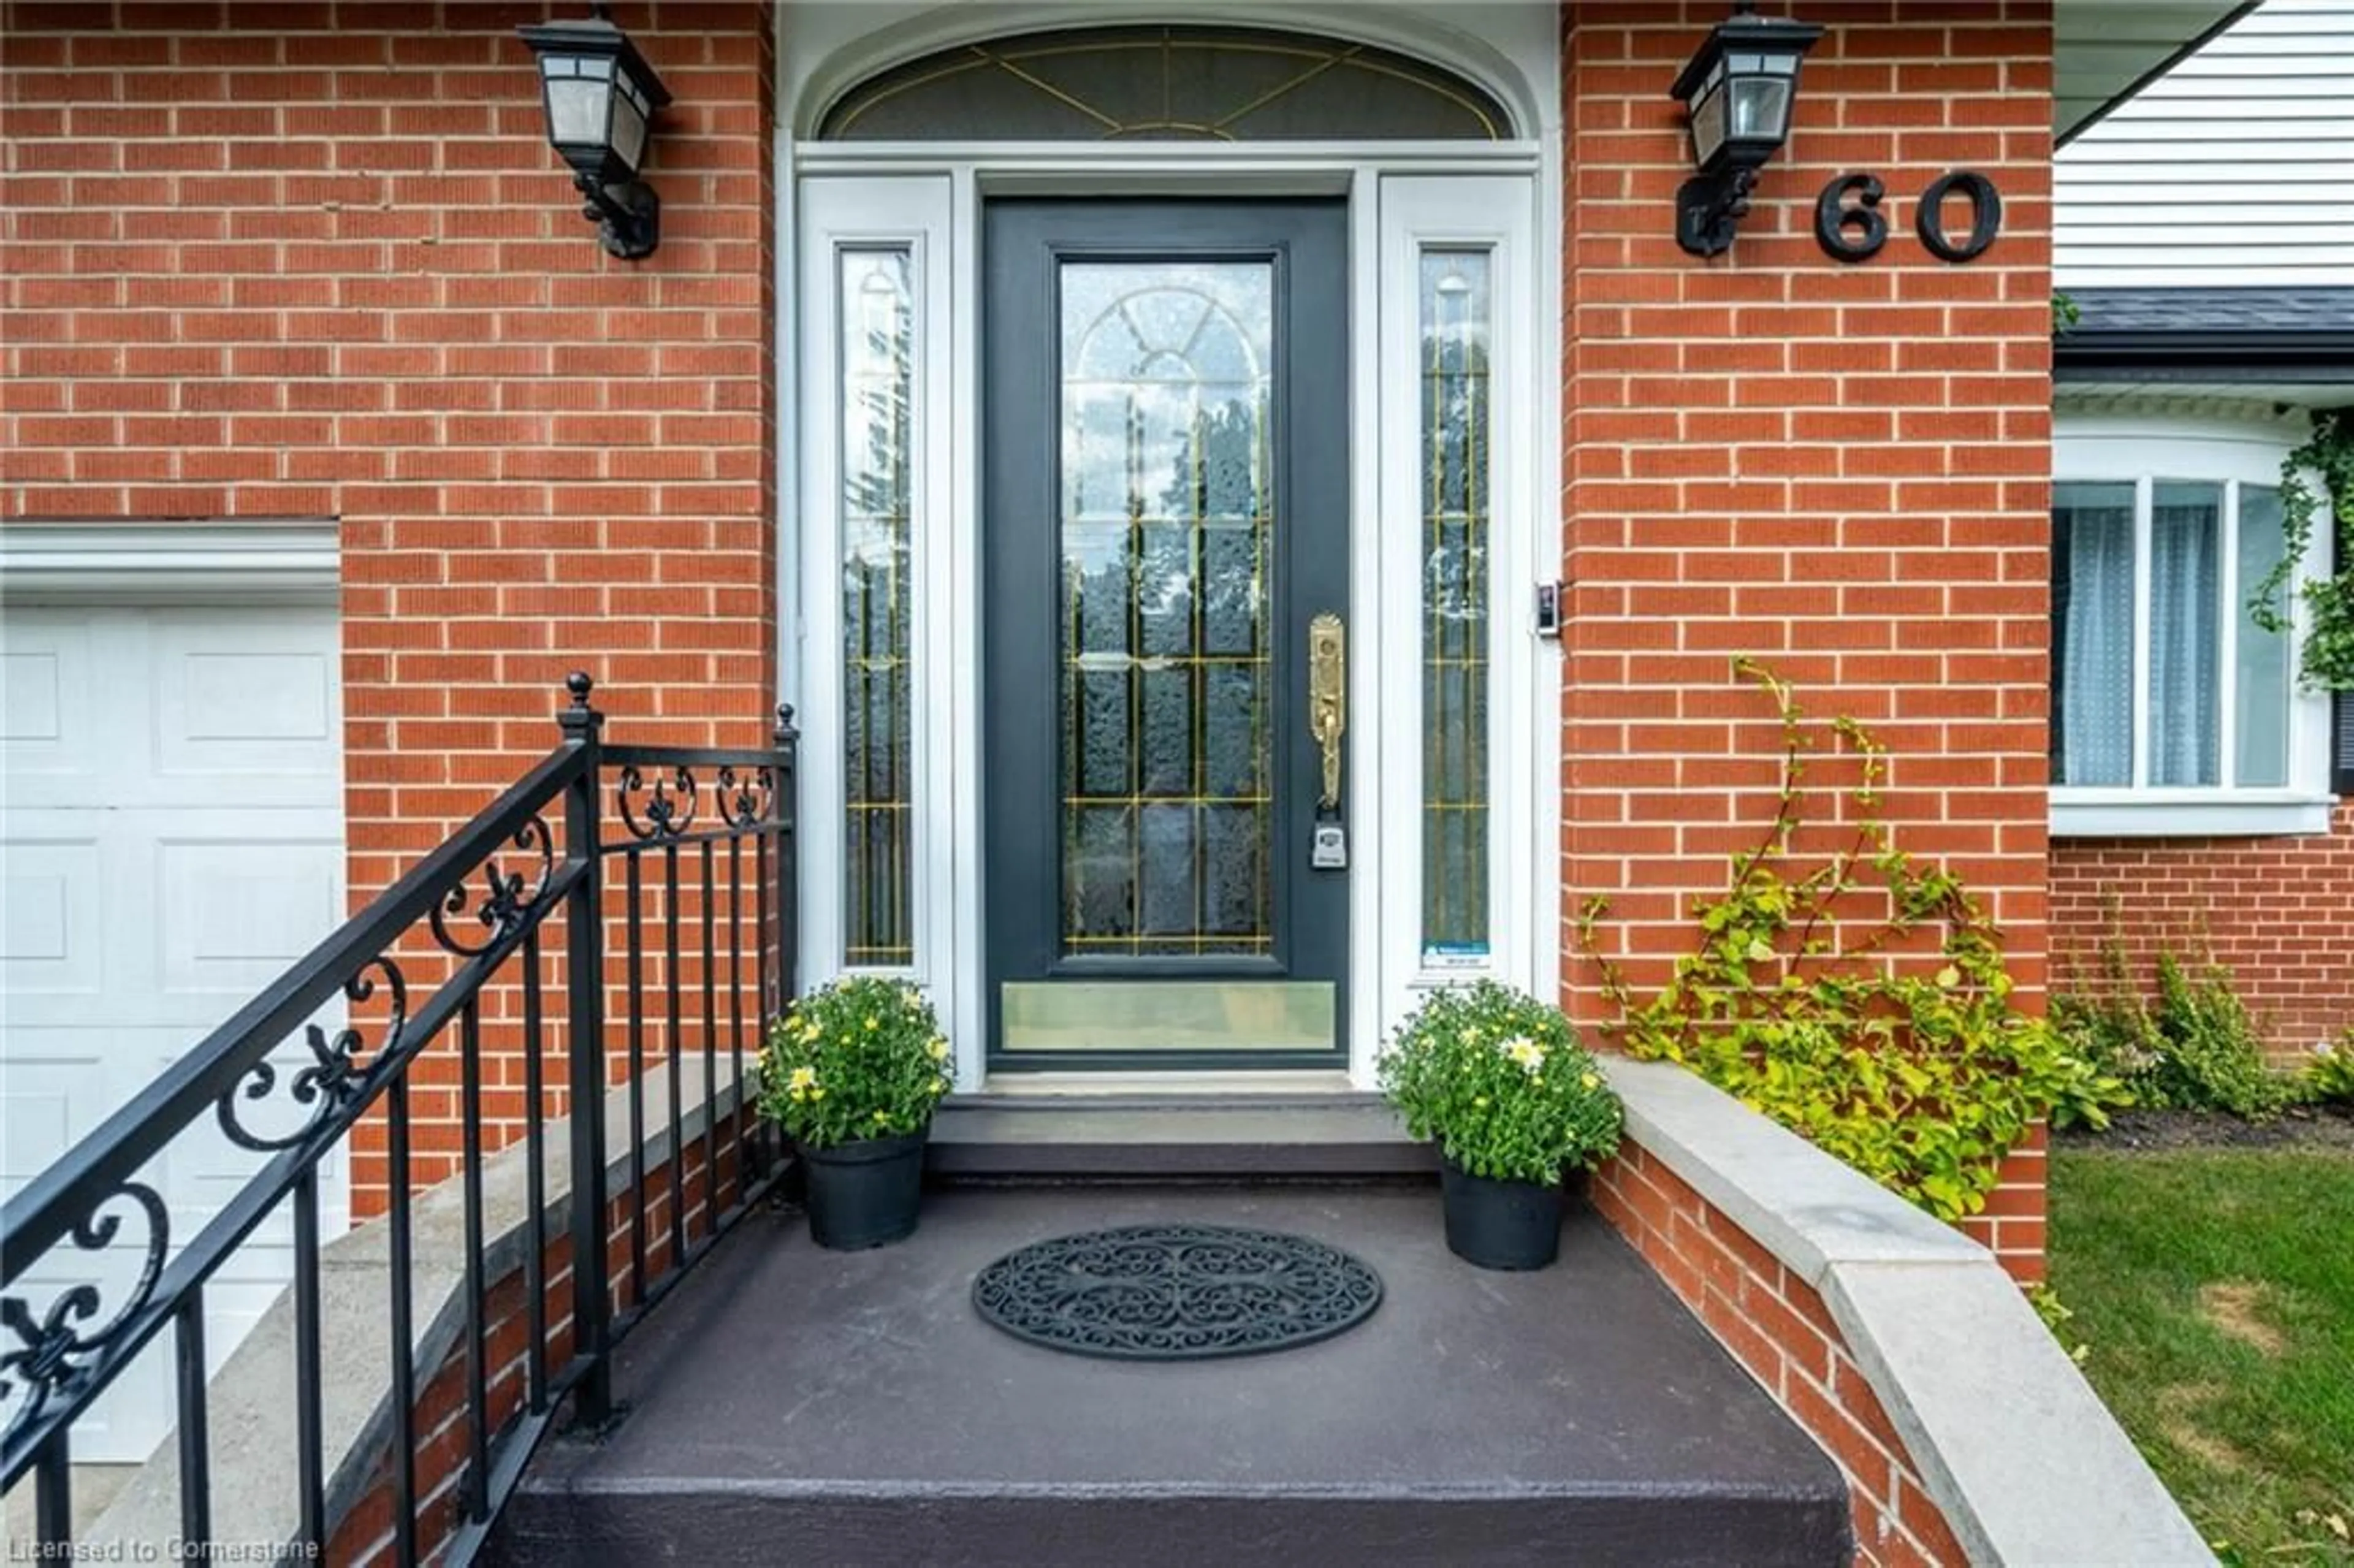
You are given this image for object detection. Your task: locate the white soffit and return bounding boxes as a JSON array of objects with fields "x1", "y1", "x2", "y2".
[{"x1": 2055, "y1": 0, "x2": 2252, "y2": 142}]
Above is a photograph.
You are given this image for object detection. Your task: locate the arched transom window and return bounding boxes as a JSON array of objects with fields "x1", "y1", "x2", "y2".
[{"x1": 820, "y1": 25, "x2": 1513, "y2": 142}]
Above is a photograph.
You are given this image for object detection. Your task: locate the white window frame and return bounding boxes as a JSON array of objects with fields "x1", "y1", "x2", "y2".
[
  {"x1": 1375, "y1": 177, "x2": 1544, "y2": 1042},
  {"x1": 2051, "y1": 408, "x2": 2339, "y2": 837},
  {"x1": 794, "y1": 177, "x2": 957, "y2": 993}
]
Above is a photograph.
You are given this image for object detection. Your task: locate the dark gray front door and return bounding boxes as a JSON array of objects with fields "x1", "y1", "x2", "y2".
[{"x1": 983, "y1": 199, "x2": 1349, "y2": 1069}]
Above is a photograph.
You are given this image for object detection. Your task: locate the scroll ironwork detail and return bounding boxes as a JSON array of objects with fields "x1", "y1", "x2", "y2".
[
  {"x1": 429, "y1": 816, "x2": 557, "y2": 956},
  {"x1": 1, "y1": 1184, "x2": 171, "y2": 1441},
  {"x1": 615, "y1": 764, "x2": 699, "y2": 842},
  {"x1": 716, "y1": 764, "x2": 774, "y2": 831},
  {"x1": 216, "y1": 957, "x2": 409, "y2": 1153}
]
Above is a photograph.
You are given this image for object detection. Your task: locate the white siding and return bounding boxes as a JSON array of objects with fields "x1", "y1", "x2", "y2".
[{"x1": 2055, "y1": 0, "x2": 2354, "y2": 286}]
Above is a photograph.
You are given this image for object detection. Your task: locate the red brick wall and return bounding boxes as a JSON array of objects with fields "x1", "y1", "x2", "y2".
[
  {"x1": 1, "y1": 1, "x2": 779, "y2": 1212},
  {"x1": 2051, "y1": 809, "x2": 2354, "y2": 1058},
  {"x1": 1558, "y1": 1, "x2": 2056, "y2": 1264},
  {"x1": 1596, "y1": 1140, "x2": 1971, "y2": 1568},
  {"x1": 6, "y1": 1, "x2": 2064, "y2": 1239},
  {"x1": 0, "y1": 0, "x2": 779, "y2": 859},
  {"x1": 1957, "y1": 1130, "x2": 2046, "y2": 1282}
]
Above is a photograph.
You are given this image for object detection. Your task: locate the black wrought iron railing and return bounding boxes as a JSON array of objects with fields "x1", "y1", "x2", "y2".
[{"x1": 0, "y1": 675, "x2": 798, "y2": 1563}]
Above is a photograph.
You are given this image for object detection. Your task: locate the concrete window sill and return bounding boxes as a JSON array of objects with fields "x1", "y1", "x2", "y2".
[{"x1": 2052, "y1": 793, "x2": 2339, "y2": 838}]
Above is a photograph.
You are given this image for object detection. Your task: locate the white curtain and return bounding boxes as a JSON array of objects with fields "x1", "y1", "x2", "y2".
[
  {"x1": 2056, "y1": 495, "x2": 2135, "y2": 785},
  {"x1": 2150, "y1": 488, "x2": 2220, "y2": 786}
]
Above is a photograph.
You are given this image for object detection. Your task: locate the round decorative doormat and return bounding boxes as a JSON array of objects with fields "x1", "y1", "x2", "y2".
[{"x1": 971, "y1": 1224, "x2": 1383, "y2": 1361}]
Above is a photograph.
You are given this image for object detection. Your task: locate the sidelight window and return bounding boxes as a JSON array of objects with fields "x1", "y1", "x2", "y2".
[
  {"x1": 1419, "y1": 251, "x2": 1492, "y2": 963},
  {"x1": 840, "y1": 247, "x2": 915, "y2": 965}
]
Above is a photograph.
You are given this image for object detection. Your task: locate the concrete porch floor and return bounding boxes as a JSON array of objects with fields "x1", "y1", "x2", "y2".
[{"x1": 490, "y1": 1184, "x2": 1849, "y2": 1567}]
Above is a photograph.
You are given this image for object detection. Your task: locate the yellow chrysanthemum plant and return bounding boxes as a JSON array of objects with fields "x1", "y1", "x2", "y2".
[
  {"x1": 1378, "y1": 979, "x2": 1623, "y2": 1187},
  {"x1": 758, "y1": 975, "x2": 953, "y2": 1151}
]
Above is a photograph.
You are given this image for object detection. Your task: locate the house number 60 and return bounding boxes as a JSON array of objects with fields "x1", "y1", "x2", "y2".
[{"x1": 1815, "y1": 170, "x2": 2002, "y2": 264}]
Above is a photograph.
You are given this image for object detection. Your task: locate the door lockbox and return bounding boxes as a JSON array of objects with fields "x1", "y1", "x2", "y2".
[{"x1": 1311, "y1": 817, "x2": 1347, "y2": 870}]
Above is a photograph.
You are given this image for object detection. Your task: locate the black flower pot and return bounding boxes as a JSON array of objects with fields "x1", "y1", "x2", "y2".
[
  {"x1": 1440, "y1": 1158, "x2": 1563, "y2": 1271},
  {"x1": 801, "y1": 1125, "x2": 928, "y2": 1250}
]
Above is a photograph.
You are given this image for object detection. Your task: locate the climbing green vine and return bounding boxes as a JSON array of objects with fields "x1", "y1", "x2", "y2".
[
  {"x1": 2245, "y1": 405, "x2": 2354, "y2": 693},
  {"x1": 1579, "y1": 660, "x2": 2108, "y2": 1222}
]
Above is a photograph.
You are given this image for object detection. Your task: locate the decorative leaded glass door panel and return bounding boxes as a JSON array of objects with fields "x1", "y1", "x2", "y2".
[{"x1": 983, "y1": 200, "x2": 1349, "y2": 1067}]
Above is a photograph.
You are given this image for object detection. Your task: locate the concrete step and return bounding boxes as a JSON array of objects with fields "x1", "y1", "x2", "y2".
[
  {"x1": 927, "y1": 1094, "x2": 1439, "y2": 1180},
  {"x1": 486, "y1": 1188, "x2": 1852, "y2": 1568}
]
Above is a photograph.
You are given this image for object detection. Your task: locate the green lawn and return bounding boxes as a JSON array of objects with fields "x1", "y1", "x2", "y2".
[{"x1": 2051, "y1": 1146, "x2": 2354, "y2": 1566}]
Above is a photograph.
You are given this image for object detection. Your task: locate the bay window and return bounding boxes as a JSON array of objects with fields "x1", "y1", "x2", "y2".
[{"x1": 2051, "y1": 416, "x2": 2339, "y2": 837}]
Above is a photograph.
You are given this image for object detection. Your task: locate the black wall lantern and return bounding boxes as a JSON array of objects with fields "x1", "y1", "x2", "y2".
[
  {"x1": 1669, "y1": 1, "x2": 1822, "y2": 257},
  {"x1": 518, "y1": 4, "x2": 672, "y2": 260}
]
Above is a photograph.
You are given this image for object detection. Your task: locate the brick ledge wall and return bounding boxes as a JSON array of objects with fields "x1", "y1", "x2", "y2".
[
  {"x1": 1595, "y1": 1057, "x2": 2209, "y2": 1568},
  {"x1": 1597, "y1": 1140, "x2": 1962, "y2": 1566}
]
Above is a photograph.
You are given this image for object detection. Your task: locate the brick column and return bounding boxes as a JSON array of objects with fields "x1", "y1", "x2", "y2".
[{"x1": 1557, "y1": 0, "x2": 2055, "y2": 1277}]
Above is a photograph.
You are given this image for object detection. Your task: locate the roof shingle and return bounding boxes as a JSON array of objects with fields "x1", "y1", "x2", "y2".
[{"x1": 2065, "y1": 287, "x2": 2354, "y2": 337}]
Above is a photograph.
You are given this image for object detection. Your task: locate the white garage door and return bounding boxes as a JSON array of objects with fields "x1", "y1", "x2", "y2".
[{"x1": 1, "y1": 602, "x2": 349, "y2": 1463}]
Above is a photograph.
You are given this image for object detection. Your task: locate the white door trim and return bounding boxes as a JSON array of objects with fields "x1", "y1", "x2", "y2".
[
  {"x1": 777, "y1": 2, "x2": 1556, "y2": 148},
  {"x1": 797, "y1": 143, "x2": 1539, "y2": 179},
  {"x1": 790, "y1": 154, "x2": 1560, "y2": 1092},
  {"x1": 792, "y1": 178, "x2": 958, "y2": 1027},
  {"x1": 1374, "y1": 174, "x2": 1546, "y2": 1051},
  {"x1": 780, "y1": 10, "x2": 1565, "y2": 1092}
]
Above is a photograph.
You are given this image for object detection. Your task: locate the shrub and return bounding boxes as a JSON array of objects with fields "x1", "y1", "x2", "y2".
[
  {"x1": 1582, "y1": 660, "x2": 2097, "y2": 1222},
  {"x1": 2045, "y1": 938, "x2": 2155, "y2": 1131},
  {"x1": 2136, "y1": 953, "x2": 2296, "y2": 1118},
  {"x1": 1378, "y1": 979, "x2": 1623, "y2": 1186},
  {"x1": 2043, "y1": 1014, "x2": 2139, "y2": 1133},
  {"x1": 2052, "y1": 942, "x2": 2299, "y2": 1120},
  {"x1": 2298, "y1": 1032, "x2": 2354, "y2": 1107},
  {"x1": 759, "y1": 975, "x2": 952, "y2": 1149}
]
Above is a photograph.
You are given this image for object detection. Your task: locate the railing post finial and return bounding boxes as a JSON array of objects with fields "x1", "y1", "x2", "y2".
[
  {"x1": 772, "y1": 702, "x2": 799, "y2": 750},
  {"x1": 559, "y1": 671, "x2": 604, "y2": 744}
]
